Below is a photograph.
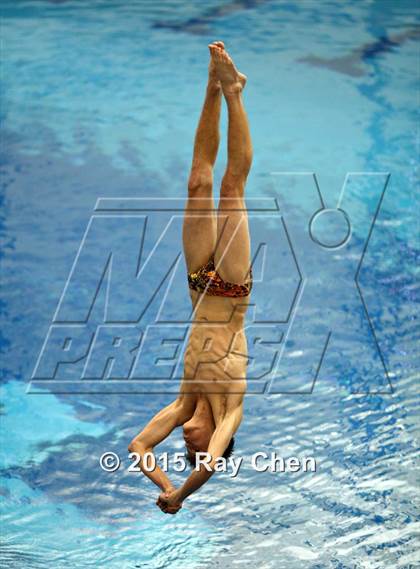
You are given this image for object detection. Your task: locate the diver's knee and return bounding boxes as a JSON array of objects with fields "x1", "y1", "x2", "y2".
[
  {"x1": 188, "y1": 166, "x2": 213, "y2": 195},
  {"x1": 220, "y1": 173, "x2": 246, "y2": 198}
]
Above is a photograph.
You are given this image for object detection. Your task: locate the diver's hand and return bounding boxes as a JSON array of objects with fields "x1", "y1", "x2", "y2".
[{"x1": 156, "y1": 489, "x2": 183, "y2": 514}]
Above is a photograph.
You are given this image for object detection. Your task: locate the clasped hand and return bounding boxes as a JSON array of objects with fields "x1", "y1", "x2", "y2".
[{"x1": 156, "y1": 489, "x2": 183, "y2": 515}]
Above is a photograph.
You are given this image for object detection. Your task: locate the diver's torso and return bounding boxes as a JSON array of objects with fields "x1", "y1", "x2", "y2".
[{"x1": 180, "y1": 292, "x2": 248, "y2": 416}]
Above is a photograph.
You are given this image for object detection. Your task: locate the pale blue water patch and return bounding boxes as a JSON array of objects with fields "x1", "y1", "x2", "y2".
[
  {"x1": 1, "y1": 0, "x2": 419, "y2": 567},
  {"x1": 1, "y1": 478, "x2": 217, "y2": 568},
  {"x1": 0, "y1": 380, "x2": 109, "y2": 469}
]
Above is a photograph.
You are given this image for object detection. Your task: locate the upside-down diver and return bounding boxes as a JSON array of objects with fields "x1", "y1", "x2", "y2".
[{"x1": 129, "y1": 41, "x2": 253, "y2": 514}]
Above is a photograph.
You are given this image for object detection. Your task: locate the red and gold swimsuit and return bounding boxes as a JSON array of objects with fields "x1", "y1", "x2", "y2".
[{"x1": 188, "y1": 255, "x2": 252, "y2": 298}]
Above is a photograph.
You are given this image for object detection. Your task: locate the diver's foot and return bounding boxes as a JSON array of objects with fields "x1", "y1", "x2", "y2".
[
  {"x1": 209, "y1": 43, "x2": 246, "y2": 95},
  {"x1": 208, "y1": 41, "x2": 225, "y2": 91}
]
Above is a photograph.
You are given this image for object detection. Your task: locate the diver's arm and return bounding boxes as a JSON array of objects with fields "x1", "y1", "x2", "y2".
[
  {"x1": 128, "y1": 397, "x2": 193, "y2": 492},
  {"x1": 169, "y1": 404, "x2": 243, "y2": 504}
]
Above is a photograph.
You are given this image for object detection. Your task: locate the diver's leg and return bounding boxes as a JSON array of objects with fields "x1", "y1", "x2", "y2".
[
  {"x1": 212, "y1": 47, "x2": 253, "y2": 283},
  {"x1": 183, "y1": 42, "x2": 224, "y2": 274}
]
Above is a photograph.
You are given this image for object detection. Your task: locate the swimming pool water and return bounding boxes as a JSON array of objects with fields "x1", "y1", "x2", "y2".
[{"x1": 1, "y1": 1, "x2": 419, "y2": 567}]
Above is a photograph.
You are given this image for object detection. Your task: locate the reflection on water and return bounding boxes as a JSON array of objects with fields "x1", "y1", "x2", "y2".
[
  {"x1": 299, "y1": 27, "x2": 420, "y2": 76},
  {"x1": 1, "y1": 0, "x2": 418, "y2": 567}
]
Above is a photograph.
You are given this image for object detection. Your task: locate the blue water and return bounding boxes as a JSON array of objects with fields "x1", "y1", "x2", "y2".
[{"x1": 1, "y1": 1, "x2": 419, "y2": 567}]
